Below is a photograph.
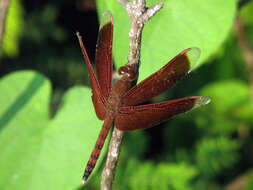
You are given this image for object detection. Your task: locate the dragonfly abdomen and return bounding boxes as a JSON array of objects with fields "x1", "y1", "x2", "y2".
[{"x1": 82, "y1": 117, "x2": 113, "y2": 184}]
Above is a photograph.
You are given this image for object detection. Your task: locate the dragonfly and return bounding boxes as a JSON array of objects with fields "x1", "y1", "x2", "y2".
[{"x1": 77, "y1": 11, "x2": 210, "y2": 184}]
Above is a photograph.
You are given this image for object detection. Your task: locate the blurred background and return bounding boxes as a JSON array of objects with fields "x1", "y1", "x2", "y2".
[
  {"x1": 0, "y1": 0, "x2": 98, "y2": 99},
  {"x1": 0, "y1": 0, "x2": 253, "y2": 190}
]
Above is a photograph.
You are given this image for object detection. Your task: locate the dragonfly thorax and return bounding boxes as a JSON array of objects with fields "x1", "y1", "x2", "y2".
[
  {"x1": 106, "y1": 92, "x2": 120, "y2": 114},
  {"x1": 106, "y1": 66, "x2": 138, "y2": 114}
]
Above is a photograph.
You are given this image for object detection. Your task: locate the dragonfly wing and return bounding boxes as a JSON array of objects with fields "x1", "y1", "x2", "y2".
[
  {"x1": 120, "y1": 48, "x2": 201, "y2": 106},
  {"x1": 95, "y1": 11, "x2": 113, "y2": 98},
  {"x1": 115, "y1": 96, "x2": 210, "y2": 131},
  {"x1": 77, "y1": 33, "x2": 107, "y2": 120}
]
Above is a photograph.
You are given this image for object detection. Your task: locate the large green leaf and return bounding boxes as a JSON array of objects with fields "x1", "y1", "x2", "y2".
[
  {"x1": 96, "y1": 0, "x2": 237, "y2": 81},
  {"x1": 0, "y1": 71, "x2": 106, "y2": 189}
]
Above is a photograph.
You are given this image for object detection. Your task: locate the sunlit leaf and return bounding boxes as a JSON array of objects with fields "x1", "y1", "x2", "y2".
[
  {"x1": 96, "y1": 0, "x2": 237, "y2": 81},
  {"x1": 0, "y1": 71, "x2": 107, "y2": 189}
]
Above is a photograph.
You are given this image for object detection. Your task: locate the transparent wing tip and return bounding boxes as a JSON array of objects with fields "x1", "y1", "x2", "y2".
[
  {"x1": 100, "y1": 10, "x2": 113, "y2": 29},
  {"x1": 194, "y1": 96, "x2": 211, "y2": 108},
  {"x1": 186, "y1": 47, "x2": 201, "y2": 70}
]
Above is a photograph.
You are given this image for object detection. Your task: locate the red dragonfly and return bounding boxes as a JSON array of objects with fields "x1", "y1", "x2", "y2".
[{"x1": 77, "y1": 11, "x2": 210, "y2": 184}]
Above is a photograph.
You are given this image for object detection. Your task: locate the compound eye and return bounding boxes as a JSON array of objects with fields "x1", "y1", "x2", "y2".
[{"x1": 118, "y1": 65, "x2": 136, "y2": 81}]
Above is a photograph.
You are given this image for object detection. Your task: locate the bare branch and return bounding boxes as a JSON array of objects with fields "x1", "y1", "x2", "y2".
[
  {"x1": 142, "y1": 2, "x2": 164, "y2": 23},
  {"x1": 121, "y1": 0, "x2": 163, "y2": 70},
  {"x1": 0, "y1": 0, "x2": 10, "y2": 49},
  {"x1": 101, "y1": 129, "x2": 124, "y2": 190},
  {"x1": 101, "y1": 0, "x2": 163, "y2": 190},
  {"x1": 225, "y1": 169, "x2": 252, "y2": 190}
]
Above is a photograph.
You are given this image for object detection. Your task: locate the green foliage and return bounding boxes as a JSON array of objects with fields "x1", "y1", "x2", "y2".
[
  {"x1": 96, "y1": 0, "x2": 237, "y2": 81},
  {"x1": 114, "y1": 159, "x2": 198, "y2": 190},
  {"x1": 1, "y1": 0, "x2": 24, "y2": 57},
  {"x1": 196, "y1": 80, "x2": 252, "y2": 134},
  {"x1": 245, "y1": 172, "x2": 253, "y2": 190},
  {"x1": 0, "y1": 71, "x2": 108, "y2": 189},
  {"x1": 121, "y1": 130, "x2": 150, "y2": 159},
  {"x1": 240, "y1": 0, "x2": 253, "y2": 25},
  {"x1": 196, "y1": 137, "x2": 240, "y2": 179},
  {"x1": 193, "y1": 180, "x2": 223, "y2": 190},
  {"x1": 22, "y1": 5, "x2": 66, "y2": 44},
  {"x1": 130, "y1": 162, "x2": 197, "y2": 190}
]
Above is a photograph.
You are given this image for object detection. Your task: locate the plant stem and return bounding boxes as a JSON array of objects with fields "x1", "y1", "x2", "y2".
[
  {"x1": 100, "y1": 0, "x2": 163, "y2": 189},
  {"x1": 0, "y1": 0, "x2": 10, "y2": 49},
  {"x1": 225, "y1": 169, "x2": 252, "y2": 190}
]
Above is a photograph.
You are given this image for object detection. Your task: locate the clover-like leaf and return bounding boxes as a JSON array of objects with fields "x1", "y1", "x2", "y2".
[{"x1": 0, "y1": 71, "x2": 106, "y2": 190}]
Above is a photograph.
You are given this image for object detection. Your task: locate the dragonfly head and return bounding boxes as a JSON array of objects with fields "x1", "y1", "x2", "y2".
[{"x1": 118, "y1": 65, "x2": 137, "y2": 82}]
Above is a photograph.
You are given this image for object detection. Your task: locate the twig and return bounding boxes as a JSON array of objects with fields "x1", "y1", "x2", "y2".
[
  {"x1": 0, "y1": 0, "x2": 10, "y2": 49},
  {"x1": 118, "y1": 0, "x2": 163, "y2": 71},
  {"x1": 225, "y1": 169, "x2": 252, "y2": 190},
  {"x1": 234, "y1": 16, "x2": 253, "y2": 113},
  {"x1": 100, "y1": 0, "x2": 163, "y2": 189}
]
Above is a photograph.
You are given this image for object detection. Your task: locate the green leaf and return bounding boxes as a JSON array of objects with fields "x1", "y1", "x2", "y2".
[
  {"x1": 96, "y1": 0, "x2": 237, "y2": 81},
  {"x1": 0, "y1": 71, "x2": 50, "y2": 189},
  {"x1": 0, "y1": 71, "x2": 107, "y2": 189},
  {"x1": 245, "y1": 171, "x2": 253, "y2": 190}
]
